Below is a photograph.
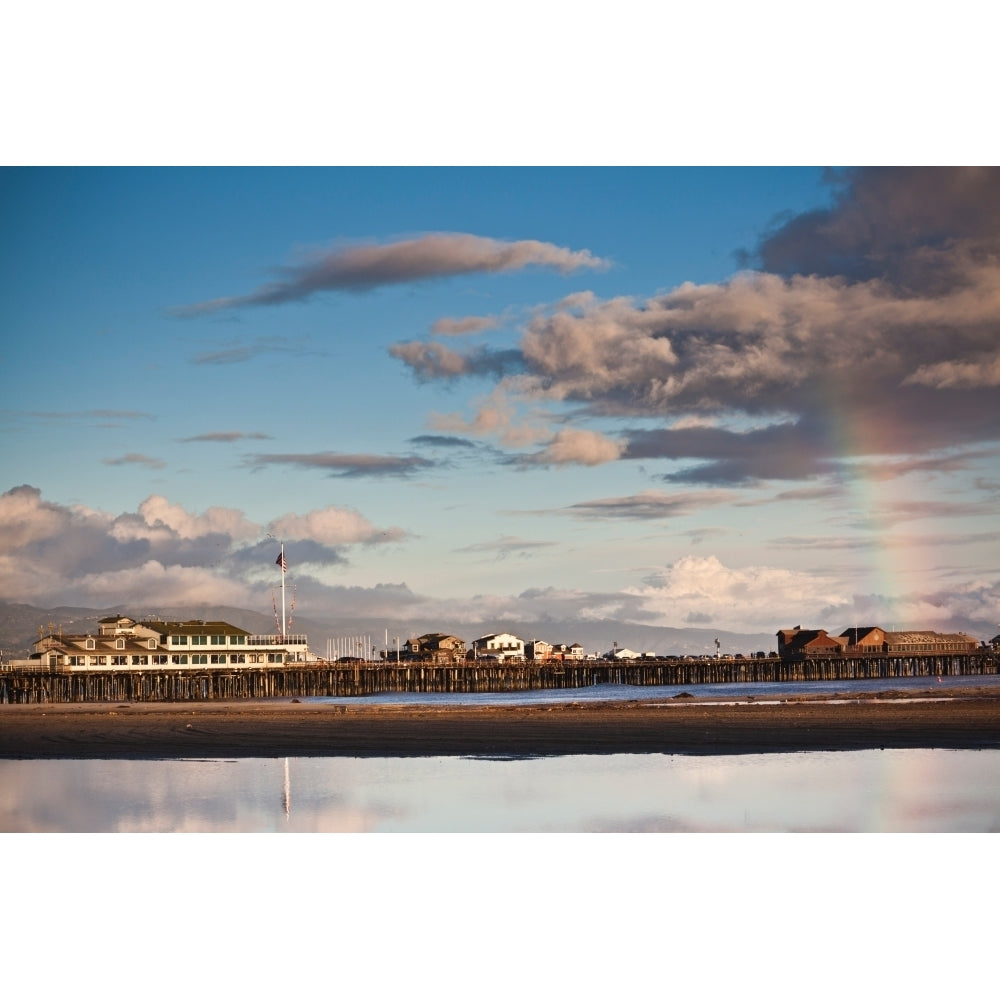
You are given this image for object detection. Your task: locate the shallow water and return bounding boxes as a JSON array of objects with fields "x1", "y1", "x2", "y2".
[
  {"x1": 306, "y1": 671, "x2": 1000, "y2": 707},
  {"x1": 3, "y1": 748, "x2": 999, "y2": 832}
]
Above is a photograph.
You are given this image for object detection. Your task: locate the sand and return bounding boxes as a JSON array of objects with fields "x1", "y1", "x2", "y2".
[{"x1": 3, "y1": 686, "x2": 1000, "y2": 759}]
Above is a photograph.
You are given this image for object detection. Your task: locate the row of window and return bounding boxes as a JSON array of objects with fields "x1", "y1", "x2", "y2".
[
  {"x1": 64, "y1": 653, "x2": 285, "y2": 666},
  {"x1": 80, "y1": 636, "x2": 252, "y2": 650},
  {"x1": 170, "y1": 634, "x2": 247, "y2": 646}
]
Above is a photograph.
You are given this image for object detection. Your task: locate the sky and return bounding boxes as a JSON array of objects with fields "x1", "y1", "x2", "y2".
[{"x1": 2, "y1": 165, "x2": 998, "y2": 639}]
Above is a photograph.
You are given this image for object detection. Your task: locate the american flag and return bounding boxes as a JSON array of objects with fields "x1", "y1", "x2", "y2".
[{"x1": 276, "y1": 552, "x2": 287, "y2": 572}]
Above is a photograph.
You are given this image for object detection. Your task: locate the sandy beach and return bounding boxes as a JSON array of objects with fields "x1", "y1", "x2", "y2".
[{"x1": 3, "y1": 686, "x2": 1000, "y2": 759}]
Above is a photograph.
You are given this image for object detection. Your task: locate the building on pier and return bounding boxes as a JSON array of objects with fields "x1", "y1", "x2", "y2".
[
  {"x1": 525, "y1": 640, "x2": 586, "y2": 662},
  {"x1": 6, "y1": 614, "x2": 316, "y2": 671},
  {"x1": 401, "y1": 633, "x2": 467, "y2": 664},
  {"x1": 778, "y1": 624, "x2": 979, "y2": 661},
  {"x1": 471, "y1": 632, "x2": 525, "y2": 662}
]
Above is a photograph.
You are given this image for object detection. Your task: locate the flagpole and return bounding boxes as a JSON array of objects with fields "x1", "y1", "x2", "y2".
[{"x1": 280, "y1": 542, "x2": 287, "y2": 639}]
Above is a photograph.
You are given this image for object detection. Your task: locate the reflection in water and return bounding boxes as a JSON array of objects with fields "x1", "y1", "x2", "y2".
[{"x1": 2, "y1": 749, "x2": 999, "y2": 832}]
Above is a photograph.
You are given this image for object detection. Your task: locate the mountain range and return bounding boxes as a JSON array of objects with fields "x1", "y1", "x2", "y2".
[{"x1": 0, "y1": 601, "x2": 777, "y2": 659}]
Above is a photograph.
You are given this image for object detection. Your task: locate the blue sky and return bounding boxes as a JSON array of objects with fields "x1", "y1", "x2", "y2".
[{"x1": 2, "y1": 166, "x2": 999, "y2": 637}]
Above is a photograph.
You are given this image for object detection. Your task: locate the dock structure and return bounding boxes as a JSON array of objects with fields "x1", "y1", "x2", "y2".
[{"x1": 2, "y1": 651, "x2": 997, "y2": 704}]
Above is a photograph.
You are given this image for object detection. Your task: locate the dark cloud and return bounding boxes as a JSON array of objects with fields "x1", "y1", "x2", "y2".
[
  {"x1": 624, "y1": 420, "x2": 833, "y2": 485},
  {"x1": 431, "y1": 315, "x2": 502, "y2": 335},
  {"x1": 407, "y1": 435, "x2": 480, "y2": 449},
  {"x1": 388, "y1": 341, "x2": 525, "y2": 381},
  {"x1": 190, "y1": 335, "x2": 318, "y2": 365},
  {"x1": 455, "y1": 536, "x2": 558, "y2": 559},
  {"x1": 391, "y1": 168, "x2": 1000, "y2": 480},
  {"x1": 180, "y1": 431, "x2": 273, "y2": 443},
  {"x1": 174, "y1": 233, "x2": 608, "y2": 315},
  {"x1": 754, "y1": 167, "x2": 1000, "y2": 290},
  {"x1": 560, "y1": 489, "x2": 734, "y2": 521},
  {"x1": 770, "y1": 531, "x2": 999, "y2": 551},
  {"x1": 245, "y1": 451, "x2": 435, "y2": 479},
  {"x1": 102, "y1": 453, "x2": 166, "y2": 470}
]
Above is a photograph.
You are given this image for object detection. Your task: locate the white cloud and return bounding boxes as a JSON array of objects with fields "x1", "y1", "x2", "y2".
[
  {"x1": 625, "y1": 555, "x2": 851, "y2": 631},
  {"x1": 519, "y1": 428, "x2": 625, "y2": 467},
  {"x1": 269, "y1": 506, "x2": 405, "y2": 546}
]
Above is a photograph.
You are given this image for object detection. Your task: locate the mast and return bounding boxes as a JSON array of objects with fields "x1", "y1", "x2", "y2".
[{"x1": 280, "y1": 542, "x2": 287, "y2": 639}]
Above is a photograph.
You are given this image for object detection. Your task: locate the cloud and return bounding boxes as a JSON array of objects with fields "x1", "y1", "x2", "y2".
[
  {"x1": 179, "y1": 431, "x2": 273, "y2": 443},
  {"x1": 390, "y1": 169, "x2": 1000, "y2": 476},
  {"x1": 769, "y1": 531, "x2": 1000, "y2": 551},
  {"x1": 190, "y1": 335, "x2": 317, "y2": 365},
  {"x1": 406, "y1": 434, "x2": 480, "y2": 449},
  {"x1": 902, "y1": 352, "x2": 1000, "y2": 389},
  {"x1": 388, "y1": 341, "x2": 523, "y2": 380},
  {"x1": 102, "y1": 453, "x2": 166, "y2": 470},
  {"x1": 454, "y1": 536, "x2": 558, "y2": 559},
  {"x1": 430, "y1": 314, "x2": 502, "y2": 335},
  {"x1": 245, "y1": 451, "x2": 436, "y2": 478},
  {"x1": 174, "y1": 233, "x2": 609, "y2": 315},
  {"x1": 624, "y1": 555, "x2": 851, "y2": 631},
  {"x1": 269, "y1": 507, "x2": 407, "y2": 546},
  {"x1": 428, "y1": 386, "x2": 551, "y2": 449},
  {"x1": 559, "y1": 489, "x2": 735, "y2": 521},
  {"x1": 515, "y1": 428, "x2": 625, "y2": 467},
  {"x1": 0, "y1": 486, "x2": 406, "y2": 608}
]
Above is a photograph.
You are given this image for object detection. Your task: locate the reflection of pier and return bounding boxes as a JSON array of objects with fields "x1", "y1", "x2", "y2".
[
  {"x1": 2, "y1": 652, "x2": 997, "y2": 703},
  {"x1": 282, "y1": 757, "x2": 290, "y2": 821}
]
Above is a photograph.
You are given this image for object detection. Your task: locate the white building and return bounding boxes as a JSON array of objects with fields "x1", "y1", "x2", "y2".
[
  {"x1": 7, "y1": 615, "x2": 315, "y2": 671},
  {"x1": 605, "y1": 647, "x2": 641, "y2": 660},
  {"x1": 472, "y1": 632, "x2": 525, "y2": 662}
]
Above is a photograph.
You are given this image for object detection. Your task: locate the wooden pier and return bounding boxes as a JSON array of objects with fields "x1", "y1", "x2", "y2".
[{"x1": 1, "y1": 652, "x2": 997, "y2": 704}]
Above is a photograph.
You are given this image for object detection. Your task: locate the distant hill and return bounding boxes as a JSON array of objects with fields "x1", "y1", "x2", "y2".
[{"x1": 0, "y1": 600, "x2": 776, "y2": 658}]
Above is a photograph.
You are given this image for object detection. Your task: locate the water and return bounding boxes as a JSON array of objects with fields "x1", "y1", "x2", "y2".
[
  {"x1": 3, "y1": 748, "x2": 998, "y2": 832},
  {"x1": 306, "y1": 671, "x2": 1000, "y2": 707},
  {"x1": 4, "y1": 675, "x2": 999, "y2": 832}
]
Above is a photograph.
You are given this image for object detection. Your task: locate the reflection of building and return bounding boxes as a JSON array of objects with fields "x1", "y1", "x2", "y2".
[
  {"x1": 778, "y1": 624, "x2": 979, "y2": 660},
  {"x1": 9, "y1": 615, "x2": 313, "y2": 671}
]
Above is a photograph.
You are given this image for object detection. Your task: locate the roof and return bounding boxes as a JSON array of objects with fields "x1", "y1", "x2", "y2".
[
  {"x1": 838, "y1": 626, "x2": 883, "y2": 640},
  {"x1": 140, "y1": 619, "x2": 251, "y2": 637}
]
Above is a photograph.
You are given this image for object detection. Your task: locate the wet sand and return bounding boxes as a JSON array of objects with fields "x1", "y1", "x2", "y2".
[{"x1": 3, "y1": 686, "x2": 1000, "y2": 759}]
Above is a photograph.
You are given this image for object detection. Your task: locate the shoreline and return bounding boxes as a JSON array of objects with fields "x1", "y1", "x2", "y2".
[{"x1": 3, "y1": 686, "x2": 1000, "y2": 759}]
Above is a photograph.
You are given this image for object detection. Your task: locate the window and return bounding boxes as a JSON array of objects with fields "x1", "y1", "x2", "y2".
[
  {"x1": 192, "y1": 654, "x2": 208, "y2": 664},
  {"x1": 93, "y1": 656, "x2": 107, "y2": 665},
  {"x1": 111, "y1": 656, "x2": 127, "y2": 666},
  {"x1": 211, "y1": 653, "x2": 226, "y2": 664},
  {"x1": 267, "y1": 653, "x2": 284, "y2": 663},
  {"x1": 152, "y1": 655, "x2": 168, "y2": 665},
  {"x1": 172, "y1": 635, "x2": 188, "y2": 646},
  {"x1": 211, "y1": 635, "x2": 226, "y2": 646},
  {"x1": 192, "y1": 635, "x2": 207, "y2": 646},
  {"x1": 172, "y1": 654, "x2": 188, "y2": 665},
  {"x1": 231, "y1": 654, "x2": 246, "y2": 664},
  {"x1": 69, "y1": 656, "x2": 84, "y2": 666},
  {"x1": 147, "y1": 638, "x2": 158, "y2": 649},
  {"x1": 116, "y1": 638, "x2": 126, "y2": 649},
  {"x1": 230, "y1": 635, "x2": 246, "y2": 645},
  {"x1": 85, "y1": 638, "x2": 96, "y2": 650}
]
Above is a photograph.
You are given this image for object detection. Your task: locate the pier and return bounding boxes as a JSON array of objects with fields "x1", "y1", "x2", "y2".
[{"x1": 2, "y1": 651, "x2": 997, "y2": 704}]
